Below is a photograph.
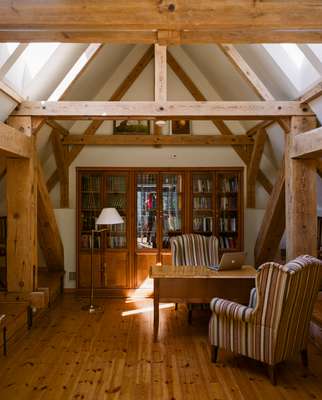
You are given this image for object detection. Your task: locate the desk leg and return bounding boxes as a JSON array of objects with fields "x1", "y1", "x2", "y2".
[{"x1": 154, "y1": 278, "x2": 160, "y2": 342}]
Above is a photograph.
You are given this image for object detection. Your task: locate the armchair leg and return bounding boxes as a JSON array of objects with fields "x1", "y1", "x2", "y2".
[
  {"x1": 267, "y1": 365, "x2": 277, "y2": 385},
  {"x1": 175, "y1": 303, "x2": 178, "y2": 311},
  {"x1": 301, "y1": 349, "x2": 308, "y2": 367},
  {"x1": 211, "y1": 345, "x2": 218, "y2": 363}
]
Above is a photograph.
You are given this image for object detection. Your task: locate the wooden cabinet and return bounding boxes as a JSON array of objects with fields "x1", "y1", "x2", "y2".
[{"x1": 76, "y1": 167, "x2": 244, "y2": 296}]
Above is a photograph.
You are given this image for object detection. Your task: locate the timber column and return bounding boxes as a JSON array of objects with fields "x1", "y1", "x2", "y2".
[
  {"x1": 285, "y1": 116, "x2": 317, "y2": 261},
  {"x1": 6, "y1": 116, "x2": 37, "y2": 291}
]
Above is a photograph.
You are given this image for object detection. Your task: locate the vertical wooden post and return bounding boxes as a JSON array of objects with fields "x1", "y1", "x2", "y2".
[
  {"x1": 154, "y1": 44, "x2": 167, "y2": 102},
  {"x1": 285, "y1": 116, "x2": 317, "y2": 261},
  {"x1": 6, "y1": 116, "x2": 37, "y2": 292},
  {"x1": 51, "y1": 129, "x2": 69, "y2": 208},
  {"x1": 247, "y1": 128, "x2": 267, "y2": 208}
]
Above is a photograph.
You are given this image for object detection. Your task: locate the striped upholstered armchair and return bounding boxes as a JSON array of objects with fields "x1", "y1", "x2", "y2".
[
  {"x1": 170, "y1": 234, "x2": 219, "y2": 323},
  {"x1": 209, "y1": 255, "x2": 322, "y2": 384}
]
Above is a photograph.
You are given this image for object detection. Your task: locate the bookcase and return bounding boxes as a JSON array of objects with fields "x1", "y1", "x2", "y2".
[
  {"x1": 191, "y1": 170, "x2": 242, "y2": 252},
  {"x1": 76, "y1": 167, "x2": 243, "y2": 296}
]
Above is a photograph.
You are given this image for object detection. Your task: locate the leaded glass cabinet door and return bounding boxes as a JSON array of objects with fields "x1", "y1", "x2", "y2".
[
  {"x1": 136, "y1": 173, "x2": 158, "y2": 249},
  {"x1": 104, "y1": 173, "x2": 128, "y2": 249},
  {"x1": 161, "y1": 173, "x2": 184, "y2": 249},
  {"x1": 191, "y1": 172, "x2": 214, "y2": 235}
]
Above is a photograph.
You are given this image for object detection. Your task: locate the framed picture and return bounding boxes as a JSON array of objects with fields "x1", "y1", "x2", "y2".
[
  {"x1": 172, "y1": 119, "x2": 191, "y2": 135},
  {"x1": 113, "y1": 120, "x2": 151, "y2": 135}
]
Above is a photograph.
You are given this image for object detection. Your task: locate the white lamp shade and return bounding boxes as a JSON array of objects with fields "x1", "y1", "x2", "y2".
[{"x1": 96, "y1": 208, "x2": 124, "y2": 225}]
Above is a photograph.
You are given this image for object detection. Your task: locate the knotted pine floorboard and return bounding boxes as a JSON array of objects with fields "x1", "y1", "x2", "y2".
[{"x1": 0, "y1": 295, "x2": 322, "y2": 400}]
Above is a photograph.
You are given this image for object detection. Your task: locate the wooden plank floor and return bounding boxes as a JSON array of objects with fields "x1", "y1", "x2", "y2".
[{"x1": 1, "y1": 295, "x2": 322, "y2": 400}]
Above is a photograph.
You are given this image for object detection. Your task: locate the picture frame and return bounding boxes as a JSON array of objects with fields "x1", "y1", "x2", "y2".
[
  {"x1": 113, "y1": 120, "x2": 151, "y2": 135},
  {"x1": 172, "y1": 119, "x2": 191, "y2": 135}
]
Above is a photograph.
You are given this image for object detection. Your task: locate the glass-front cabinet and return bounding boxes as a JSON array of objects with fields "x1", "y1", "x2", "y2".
[
  {"x1": 136, "y1": 173, "x2": 158, "y2": 249},
  {"x1": 105, "y1": 173, "x2": 128, "y2": 249},
  {"x1": 77, "y1": 168, "x2": 243, "y2": 295},
  {"x1": 161, "y1": 173, "x2": 183, "y2": 249},
  {"x1": 135, "y1": 172, "x2": 184, "y2": 251},
  {"x1": 191, "y1": 172, "x2": 214, "y2": 235}
]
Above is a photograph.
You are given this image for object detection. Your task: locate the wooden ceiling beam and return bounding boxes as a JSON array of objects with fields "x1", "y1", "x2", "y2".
[
  {"x1": 219, "y1": 44, "x2": 289, "y2": 134},
  {"x1": 0, "y1": 80, "x2": 24, "y2": 103},
  {"x1": 0, "y1": 121, "x2": 32, "y2": 158},
  {"x1": 154, "y1": 44, "x2": 167, "y2": 102},
  {"x1": 290, "y1": 126, "x2": 322, "y2": 159},
  {"x1": 62, "y1": 134, "x2": 253, "y2": 146},
  {"x1": 13, "y1": 101, "x2": 312, "y2": 119},
  {"x1": 300, "y1": 80, "x2": 322, "y2": 104},
  {"x1": 45, "y1": 120, "x2": 69, "y2": 137},
  {"x1": 219, "y1": 44, "x2": 274, "y2": 101},
  {"x1": 2, "y1": 1, "x2": 322, "y2": 43}
]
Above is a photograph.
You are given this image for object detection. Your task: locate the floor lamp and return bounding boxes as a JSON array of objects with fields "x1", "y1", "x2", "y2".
[{"x1": 82, "y1": 207, "x2": 124, "y2": 313}]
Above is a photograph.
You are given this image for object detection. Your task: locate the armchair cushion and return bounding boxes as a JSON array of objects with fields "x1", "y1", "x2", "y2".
[{"x1": 210, "y1": 297, "x2": 254, "y2": 323}]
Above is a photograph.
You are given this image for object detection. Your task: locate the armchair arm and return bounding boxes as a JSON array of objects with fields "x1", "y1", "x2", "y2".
[
  {"x1": 210, "y1": 297, "x2": 254, "y2": 323},
  {"x1": 248, "y1": 287, "x2": 257, "y2": 308}
]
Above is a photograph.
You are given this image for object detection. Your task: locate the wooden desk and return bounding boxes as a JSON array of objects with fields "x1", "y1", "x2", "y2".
[{"x1": 150, "y1": 264, "x2": 256, "y2": 341}]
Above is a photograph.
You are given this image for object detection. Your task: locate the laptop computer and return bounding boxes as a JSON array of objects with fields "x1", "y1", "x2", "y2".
[{"x1": 208, "y1": 252, "x2": 246, "y2": 271}]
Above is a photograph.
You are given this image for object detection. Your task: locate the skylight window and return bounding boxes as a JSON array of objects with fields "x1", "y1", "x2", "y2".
[
  {"x1": 263, "y1": 44, "x2": 320, "y2": 93},
  {"x1": 0, "y1": 43, "x2": 19, "y2": 68},
  {"x1": 4, "y1": 43, "x2": 60, "y2": 93},
  {"x1": 307, "y1": 44, "x2": 322, "y2": 63}
]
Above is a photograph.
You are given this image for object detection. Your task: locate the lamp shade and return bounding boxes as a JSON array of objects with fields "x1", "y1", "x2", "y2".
[{"x1": 96, "y1": 208, "x2": 124, "y2": 225}]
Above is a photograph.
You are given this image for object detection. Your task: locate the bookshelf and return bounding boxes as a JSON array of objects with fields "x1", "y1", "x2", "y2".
[
  {"x1": 217, "y1": 173, "x2": 240, "y2": 251},
  {"x1": 76, "y1": 167, "x2": 243, "y2": 296}
]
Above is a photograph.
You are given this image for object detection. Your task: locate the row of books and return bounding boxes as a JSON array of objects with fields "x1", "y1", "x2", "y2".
[
  {"x1": 163, "y1": 216, "x2": 181, "y2": 232},
  {"x1": 219, "y1": 217, "x2": 237, "y2": 232},
  {"x1": 109, "y1": 236, "x2": 127, "y2": 248},
  {"x1": 80, "y1": 234, "x2": 127, "y2": 249},
  {"x1": 137, "y1": 174, "x2": 157, "y2": 186},
  {"x1": 106, "y1": 194, "x2": 126, "y2": 210},
  {"x1": 219, "y1": 236, "x2": 237, "y2": 249},
  {"x1": 163, "y1": 192, "x2": 182, "y2": 210},
  {"x1": 139, "y1": 192, "x2": 157, "y2": 210},
  {"x1": 106, "y1": 176, "x2": 127, "y2": 193},
  {"x1": 82, "y1": 193, "x2": 100, "y2": 209},
  {"x1": 82, "y1": 175, "x2": 100, "y2": 192},
  {"x1": 81, "y1": 212, "x2": 97, "y2": 231},
  {"x1": 193, "y1": 216, "x2": 213, "y2": 232},
  {"x1": 193, "y1": 196, "x2": 212, "y2": 209},
  {"x1": 110, "y1": 220, "x2": 127, "y2": 233},
  {"x1": 80, "y1": 233, "x2": 101, "y2": 249},
  {"x1": 193, "y1": 177, "x2": 212, "y2": 193},
  {"x1": 219, "y1": 176, "x2": 238, "y2": 193},
  {"x1": 163, "y1": 176, "x2": 183, "y2": 192},
  {"x1": 219, "y1": 196, "x2": 237, "y2": 210}
]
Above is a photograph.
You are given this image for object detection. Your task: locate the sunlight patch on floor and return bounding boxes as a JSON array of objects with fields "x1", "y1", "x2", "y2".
[{"x1": 121, "y1": 303, "x2": 175, "y2": 316}]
